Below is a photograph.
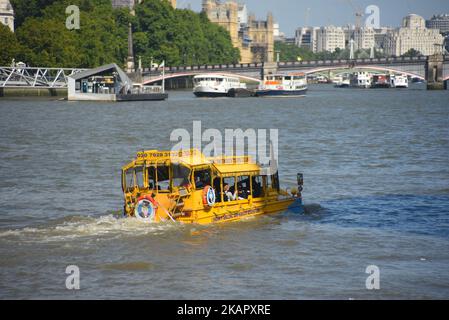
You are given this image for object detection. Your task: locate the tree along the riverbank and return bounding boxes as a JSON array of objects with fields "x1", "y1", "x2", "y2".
[{"x1": 3, "y1": 0, "x2": 240, "y2": 68}]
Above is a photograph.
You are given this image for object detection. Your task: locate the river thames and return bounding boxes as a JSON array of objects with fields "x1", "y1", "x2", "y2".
[{"x1": 0, "y1": 84, "x2": 448, "y2": 299}]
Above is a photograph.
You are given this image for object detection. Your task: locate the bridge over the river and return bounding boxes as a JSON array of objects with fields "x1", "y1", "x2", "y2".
[
  {"x1": 1, "y1": 55, "x2": 448, "y2": 93},
  {"x1": 142, "y1": 55, "x2": 449, "y2": 89}
]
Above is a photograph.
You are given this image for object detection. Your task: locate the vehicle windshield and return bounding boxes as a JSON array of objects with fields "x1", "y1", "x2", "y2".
[
  {"x1": 123, "y1": 166, "x2": 144, "y2": 191},
  {"x1": 157, "y1": 165, "x2": 170, "y2": 191}
]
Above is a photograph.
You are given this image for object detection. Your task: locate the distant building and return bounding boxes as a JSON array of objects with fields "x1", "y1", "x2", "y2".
[
  {"x1": 295, "y1": 27, "x2": 319, "y2": 52},
  {"x1": 237, "y1": 3, "x2": 247, "y2": 27},
  {"x1": 112, "y1": 0, "x2": 135, "y2": 9},
  {"x1": 0, "y1": 0, "x2": 14, "y2": 32},
  {"x1": 316, "y1": 26, "x2": 345, "y2": 53},
  {"x1": 426, "y1": 14, "x2": 449, "y2": 34},
  {"x1": 111, "y1": 0, "x2": 176, "y2": 9},
  {"x1": 344, "y1": 27, "x2": 375, "y2": 51},
  {"x1": 202, "y1": 0, "x2": 274, "y2": 63},
  {"x1": 373, "y1": 27, "x2": 393, "y2": 51},
  {"x1": 384, "y1": 14, "x2": 444, "y2": 56}
]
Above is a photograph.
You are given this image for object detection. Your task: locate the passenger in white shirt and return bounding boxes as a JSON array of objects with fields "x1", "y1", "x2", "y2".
[{"x1": 224, "y1": 183, "x2": 237, "y2": 201}]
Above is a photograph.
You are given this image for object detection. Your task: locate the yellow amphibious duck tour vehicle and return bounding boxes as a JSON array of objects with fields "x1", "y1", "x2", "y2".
[{"x1": 121, "y1": 149, "x2": 304, "y2": 224}]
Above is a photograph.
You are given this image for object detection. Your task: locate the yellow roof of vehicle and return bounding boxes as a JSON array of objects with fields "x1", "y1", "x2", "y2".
[{"x1": 129, "y1": 150, "x2": 261, "y2": 176}]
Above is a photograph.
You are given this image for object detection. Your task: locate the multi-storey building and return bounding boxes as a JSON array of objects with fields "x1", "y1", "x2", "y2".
[
  {"x1": 295, "y1": 27, "x2": 319, "y2": 52},
  {"x1": 384, "y1": 14, "x2": 444, "y2": 56},
  {"x1": 0, "y1": 0, "x2": 14, "y2": 32},
  {"x1": 426, "y1": 14, "x2": 449, "y2": 34},
  {"x1": 202, "y1": 0, "x2": 274, "y2": 63},
  {"x1": 344, "y1": 27, "x2": 375, "y2": 50},
  {"x1": 316, "y1": 26, "x2": 345, "y2": 53},
  {"x1": 373, "y1": 27, "x2": 393, "y2": 51}
]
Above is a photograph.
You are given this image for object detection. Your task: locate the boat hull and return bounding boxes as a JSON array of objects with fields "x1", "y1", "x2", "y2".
[
  {"x1": 176, "y1": 196, "x2": 303, "y2": 225},
  {"x1": 193, "y1": 91, "x2": 229, "y2": 98},
  {"x1": 255, "y1": 88, "x2": 308, "y2": 97}
]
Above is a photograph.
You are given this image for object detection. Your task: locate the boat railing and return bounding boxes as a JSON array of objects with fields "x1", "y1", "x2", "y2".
[{"x1": 131, "y1": 85, "x2": 163, "y2": 94}]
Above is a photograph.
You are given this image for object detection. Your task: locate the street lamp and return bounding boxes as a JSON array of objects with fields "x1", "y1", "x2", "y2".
[{"x1": 275, "y1": 50, "x2": 281, "y2": 63}]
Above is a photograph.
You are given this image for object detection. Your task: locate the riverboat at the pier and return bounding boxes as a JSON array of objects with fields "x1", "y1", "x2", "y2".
[
  {"x1": 256, "y1": 73, "x2": 308, "y2": 97},
  {"x1": 390, "y1": 74, "x2": 409, "y2": 88},
  {"x1": 193, "y1": 74, "x2": 248, "y2": 97},
  {"x1": 121, "y1": 149, "x2": 304, "y2": 224}
]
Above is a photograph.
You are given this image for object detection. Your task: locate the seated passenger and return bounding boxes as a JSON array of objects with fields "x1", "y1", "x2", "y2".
[
  {"x1": 195, "y1": 176, "x2": 205, "y2": 189},
  {"x1": 224, "y1": 183, "x2": 237, "y2": 201}
]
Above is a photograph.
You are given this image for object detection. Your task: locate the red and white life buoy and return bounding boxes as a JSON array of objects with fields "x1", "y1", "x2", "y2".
[
  {"x1": 202, "y1": 186, "x2": 216, "y2": 207},
  {"x1": 134, "y1": 195, "x2": 158, "y2": 221}
]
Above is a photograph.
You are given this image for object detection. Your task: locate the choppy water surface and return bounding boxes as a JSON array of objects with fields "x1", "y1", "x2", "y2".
[{"x1": 0, "y1": 85, "x2": 448, "y2": 299}]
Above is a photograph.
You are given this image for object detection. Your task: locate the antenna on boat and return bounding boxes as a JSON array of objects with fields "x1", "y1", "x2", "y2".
[
  {"x1": 269, "y1": 140, "x2": 278, "y2": 175},
  {"x1": 161, "y1": 60, "x2": 166, "y2": 93}
]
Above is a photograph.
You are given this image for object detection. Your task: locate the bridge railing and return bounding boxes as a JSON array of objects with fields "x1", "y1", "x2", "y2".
[
  {"x1": 143, "y1": 56, "x2": 430, "y2": 73},
  {"x1": 277, "y1": 56, "x2": 428, "y2": 67},
  {"x1": 0, "y1": 66, "x2": 86, "y2": 88},
  {"x1": 142, "y1": 62, "x2": 264, "y2": 73}
]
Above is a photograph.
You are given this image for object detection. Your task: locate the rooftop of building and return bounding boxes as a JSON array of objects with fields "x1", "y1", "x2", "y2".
[{"x1": 0, "y1": 0, "x2": 13, "y2": 11}]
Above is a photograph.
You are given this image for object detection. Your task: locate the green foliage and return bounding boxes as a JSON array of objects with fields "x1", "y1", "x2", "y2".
[
  {"x1": 0, "y1": 24, "x2": 29, "y2": 65},
  {"x1": 274, "y1": 41, "x2": 387, "y2": 61},
  {"x1": 402, "y1": 48, "x2": 422, "y2": 57},
  {"x1": 7, "y1": 0, "x2": 240, "y2": 68},
  {"x1": 274, "y1": 41, "x2": 315, "y2": 61},
  {"x1": 134, "y1": 1, "x2": 240, "y2": 66}
]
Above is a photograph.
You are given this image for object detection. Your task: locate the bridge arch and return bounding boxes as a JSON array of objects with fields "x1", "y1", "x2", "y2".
[
  {"x1": 143, "y1": 72, "x2": 261, "y2": 85},
  {"x1": 303, "y1": 65, "x2": 425, "y2": 80}
]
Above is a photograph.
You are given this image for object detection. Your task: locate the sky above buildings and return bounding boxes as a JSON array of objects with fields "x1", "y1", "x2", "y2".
[{"x1": 176, "y1": 0, "x2": 449, "y2": 36}]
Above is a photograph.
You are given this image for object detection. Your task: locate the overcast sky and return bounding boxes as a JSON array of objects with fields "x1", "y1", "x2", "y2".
[{"x1": 176, "y1": 0, "x2": 449, "y2": 36}]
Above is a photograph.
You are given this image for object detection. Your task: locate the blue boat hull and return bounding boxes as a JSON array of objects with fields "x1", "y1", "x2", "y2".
[
  {"x1": 256, "y1": 88, "x2": 308, "y2": 97},
  {"x1": 288, "y1": 197, "x2": 304, "y2": 214}
]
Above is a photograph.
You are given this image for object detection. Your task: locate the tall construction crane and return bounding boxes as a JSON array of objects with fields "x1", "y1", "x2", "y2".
[
  {"x1": 346, "y1": 0, "x2": 364, "y2": 30},
  {"x1": 305, "y1": 7, "x2": 311, "y2": 27}
]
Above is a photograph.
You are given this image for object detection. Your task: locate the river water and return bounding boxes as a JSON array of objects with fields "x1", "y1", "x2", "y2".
[{"x1": 0, "y1": 84, "x2": 448, "y2": 299}]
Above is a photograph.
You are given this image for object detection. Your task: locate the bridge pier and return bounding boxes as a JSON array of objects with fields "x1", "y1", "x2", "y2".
[
  {"x1": 262, "y1": 62, "x2": 278, "y2": 78},
  {"x1": 426, "y1": 54, "x2": 445, "y2": 90},
  {"x1": 0, "y1": 88, "x2": 3, "y2": 97}
]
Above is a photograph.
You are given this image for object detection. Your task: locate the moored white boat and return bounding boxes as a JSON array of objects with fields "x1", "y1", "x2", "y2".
[
  {"x1": 256, "y1": 73, "x2": 308, "y2": 97},
  {"x1": 390, "y1": 74, "x2": 409, "y2": 88},
  {"x1": 193, "y1": 74, "x2": 247, "y2": 97},
  {"x1": 349, "y1": 71, "x2": 372, "y2": 88}
]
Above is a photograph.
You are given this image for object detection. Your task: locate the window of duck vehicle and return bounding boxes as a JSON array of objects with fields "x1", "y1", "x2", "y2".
[
  {"x1": 222, "y1": 176, "x2": 236, "y2": 202},
  {"x1": 237, "y1": 176, "x2": 251, "y2": 200},
  {"x1": 123, "y1": 166, "x2": 145, "y2": 192},
  {"x1": 147, "y1": 166, "x2": 156, "y2": 190},
  {"x1": 156, "y1": 165, "x2": 170, "y2": 192},
  {"x1": 252, "y1": 175, "x2": 264, "y2": 198},
  {"x1": 172, "y1": 164, "x2": 191, "y2": 188},
  {"x1": 193, "y1": 168, "x2": 212, "y2": 190},
  {"x1": 135, "y1": 166, "x2": 145, "y2": 189},
  {"x1": 124, "y1": 168, "x2": 135, "y2": 192}
]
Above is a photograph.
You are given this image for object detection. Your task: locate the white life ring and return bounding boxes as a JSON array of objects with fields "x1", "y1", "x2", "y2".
[{"x1": 134, "y1": 198, "x2": 156, "y2": 222}]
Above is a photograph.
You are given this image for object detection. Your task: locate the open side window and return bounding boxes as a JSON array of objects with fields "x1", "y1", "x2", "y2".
[
  {"x1": 156, "y1": 165, "x2": 170, "y2": 192},
  {"x1": 193, "y1": 168, "x2": 212, "y2": 190},
  {"x1": 237, "y1": 176, "x2": 251, "y2": 199},
  {"x1": 251, "y1": 175, "x2": 264, "y2": 198},
  {"x1": 123, "y1": 166, "x2": 144, "y2": 192},
  {"x1": 172, "y1": 164, "x2": 192, "y2": 189}
]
